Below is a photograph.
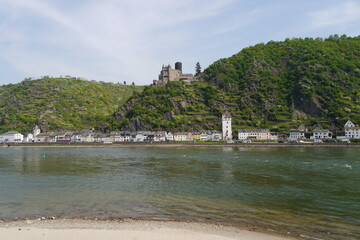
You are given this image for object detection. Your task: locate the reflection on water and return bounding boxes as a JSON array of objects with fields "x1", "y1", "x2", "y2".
[{"x1": 0, "y1": 147, "x2": 359, "y2": 240}]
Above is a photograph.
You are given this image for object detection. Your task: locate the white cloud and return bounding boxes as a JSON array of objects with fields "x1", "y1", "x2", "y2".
[
  {"x1": 0, "y1": 0, "x2": 236, "y2": 84},
  {"x1": 2, "y1": 0, "x2": 358, "y2": 85},
  {"x1": 309, "y1": 1, "x2": 360, "y2": 29}
]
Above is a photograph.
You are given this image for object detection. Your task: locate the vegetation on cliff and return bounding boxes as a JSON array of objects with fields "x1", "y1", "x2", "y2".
[
  {"x1": 0, "y1": 78, "x2": 143, "y2": 134},
  {"x1": 115, "y1": 35, "x2": 360, "y2": 133}
]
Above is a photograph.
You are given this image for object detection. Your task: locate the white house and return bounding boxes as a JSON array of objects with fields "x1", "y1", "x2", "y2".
[
  {"x1": 80, "y1": 129, "x2": 95, "y2": 142},
  {"x1": 134, "y1": 132, "x2": 147, "y2": 142},
  {"x1": 34, "y1": 133, "x2": 49, "y2": 142},
  {"x1": 289, "y1": 124, "x2": 306, "y2": 140},
  {"x1": 154, "y1": 131, "x2": 167, "y2": 142},
  {"x1": 56, "y1": 132, "x2": 73, "y2": 143},
  {"x1": 23, "y1": 133, "x2": 34, "y2": 143},
  {"x1": 132, "y1": 131, "x2": 156, "y2": 142},
  {"x1": 119, "y1": 132, "x2": 131, "y2": 142},
  {"x1": 165, "y1": 132, "x2": 174, "y2": 141},
  {"x1": 129, "y1": 133, "x2": 137, "y2": 142},
  {"x1": 289, "y1": 130, "x2": 305, "y2": 140},
  {"x1": 238, "y1": 129, "x2": 271, "y2": 140},
  {"x1": 142, "y1": 131, "x2": 156, "y2": 142},
  {"x1": 49, "y1": 132, "x2": 58, "y2": 143},
  {"x1": 174, "y1": 132, "x2": 188, "y2": 142},
  {"x1": 211, "y1": 131, "x2": 222, "y2": 141},
  {"x1": 0, "y1": 131, "x2": 24, "y2": 143},
  {"x1": 109, "y1": 131, "x2": 121, "y2": 142},
  {"x1": 344, "y1": 120, "x2": 360, "y2": 139},
  {"x1": 311, "y1": 129, "x2": 332, "y2": 139},
  {"x1": 310, "y1": 124, "x2": 332, "y2": 139},
  {"x1": 222, "y1": 112, "x2": 232, "y2": 140},
  {"x1": 71, "y1": 132, "x2": 81, "y2": 142},
  {"x1": 112, "y1": 131, "x2": 130, "y2": 142},
  {"x1": 238, "y1": 129, "x2": 249, "y2": 140},
  {"x1": 101, "y1": 134, "x2": 113, "y2": 143}
]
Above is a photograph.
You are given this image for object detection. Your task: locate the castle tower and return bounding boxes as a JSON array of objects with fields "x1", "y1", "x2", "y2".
[
  {"x1": 175, "y1": 62, "x2": 182, "y2": 73},
  {"x1": 222, "y1": 112, "x2": 232, "y2": 140}
]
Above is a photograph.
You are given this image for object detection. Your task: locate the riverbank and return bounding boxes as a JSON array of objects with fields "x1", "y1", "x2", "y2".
[
  {"x1": 2, "y1": 142, "x2": 360, "y2": 148},
  {"x1": 0, "y1": 219, "x2": 294, "y2": 240}
]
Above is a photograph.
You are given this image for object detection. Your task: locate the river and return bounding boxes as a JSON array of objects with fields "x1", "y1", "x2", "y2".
[{"x1": 0, "y1": 147, "x2": 359, "y2": 239}]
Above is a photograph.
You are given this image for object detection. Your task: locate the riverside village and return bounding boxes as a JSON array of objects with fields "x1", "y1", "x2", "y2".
[
  {"x1": 0, "y1": 116, "x2": 359, "y2": 144},
  {"x1": 1, "y1": 62, "x2": 359, "y2": 145}
]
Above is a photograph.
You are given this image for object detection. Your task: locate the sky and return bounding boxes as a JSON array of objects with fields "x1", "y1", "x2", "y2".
[{"x1": 1, "y1": 0, "x2": 360, "y2": 86}]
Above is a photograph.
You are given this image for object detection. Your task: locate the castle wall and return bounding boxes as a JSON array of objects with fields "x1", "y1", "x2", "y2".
[
  {"x1": 154, "y1": 62, "x2": 195, "y2": 85},
  {"x1": 168, "y1": 68, "x2": 181, "y2": 82}
]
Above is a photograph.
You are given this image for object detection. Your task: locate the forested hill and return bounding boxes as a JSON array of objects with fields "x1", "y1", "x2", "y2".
[
  {"x1": 0, "y1": 78, "x2": 143, "y2": 134},
  {"x1": 114, "y1": 35, "x2": 360, "y2": 133}
]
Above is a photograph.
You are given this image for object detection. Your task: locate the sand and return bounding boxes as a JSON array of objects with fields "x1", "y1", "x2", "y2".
[{"x1": 0, "y1": 219, "x2": 293, "y2": 240}]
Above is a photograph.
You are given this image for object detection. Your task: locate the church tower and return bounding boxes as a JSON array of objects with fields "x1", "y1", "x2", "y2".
[
  {"x1": 222, "y1": 112, "x2": 232, "y2": 140},
  {"x1": 32, "y1": 124, "x2": 41, "y2": 137}
]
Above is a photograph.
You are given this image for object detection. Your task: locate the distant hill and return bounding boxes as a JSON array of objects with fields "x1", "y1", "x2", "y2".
[
  {"x1": 0, "y1": 78, "x2": 143, "y2": 134},
  {"x1": 114, "y1": 35, "x2": 360, "y2": 133}
]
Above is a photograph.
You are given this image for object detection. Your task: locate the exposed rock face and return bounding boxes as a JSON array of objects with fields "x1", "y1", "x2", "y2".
[
  {"x1": 125, "y1": 118, "x2": 149, "y2": 132},
  {"x1": 163, "y1": 111, "x2": 174, "y2": 121},
  {"x1": 294, "y1": 93, "x2": 324, "y2": 117}
]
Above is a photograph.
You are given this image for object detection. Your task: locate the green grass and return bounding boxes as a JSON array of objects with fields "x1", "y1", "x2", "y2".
[{"x1": 0, "y1": 78, "x2": 144, "y2": 133}]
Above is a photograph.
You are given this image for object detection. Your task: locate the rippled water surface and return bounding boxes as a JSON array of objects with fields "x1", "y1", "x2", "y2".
[{"x1": 0, "y1": 147, "x2": 359, "y2": 239}]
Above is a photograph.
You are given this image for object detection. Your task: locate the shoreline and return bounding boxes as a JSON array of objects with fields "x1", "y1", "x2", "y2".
[
  {"x1": 0, "y1": 219, "x2": 295, "y2": 240},
  {"x1": 2, "y1": 142, "x2": 360, "y2": 148}
]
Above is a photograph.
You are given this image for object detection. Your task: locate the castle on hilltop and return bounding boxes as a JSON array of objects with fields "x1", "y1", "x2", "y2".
[{"x1": 153, "y1": 62, "x2": 195, "y2": 86}]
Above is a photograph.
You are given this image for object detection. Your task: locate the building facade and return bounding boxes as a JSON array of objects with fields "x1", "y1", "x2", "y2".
[
  {"x1": 289, "y1": 130, "x2": 305, "y2": 140},
  {"x1": 153, "y1": 62, "x2": 195, "y2": 85},
  {"x1": 344, "y1": 120, "x2": 360, "y2": 139},
  {"x1": 174, "y1": 132, "x2": 188, "y2": 141},
  {"x1": 238, "y1": 129, "x2": 271, "y2": 140},
  {"x1": 33, "y1": 125, "x2": 41, "y2": 137},
  {"x1": 312, "y1": 129, "x2": 332, "y2": 139},
  {"x1": 0, "y1": 131, "x2": 24, "y2": 143},
  {"x1": 222, "y1": 112, "x2": 232, "y2": 140},
  {"x1": 289, "y1": 124, "x2": 307, "y2": 140}
]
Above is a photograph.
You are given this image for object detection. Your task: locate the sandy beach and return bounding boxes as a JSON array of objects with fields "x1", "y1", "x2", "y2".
[{"x1": 0, "y1": 219, "x2": 293, "y2": 240}]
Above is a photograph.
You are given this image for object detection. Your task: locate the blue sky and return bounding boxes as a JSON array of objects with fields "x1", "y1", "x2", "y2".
[{"x1": 1, "y1": 0, "x2": 360, "y2": 85}]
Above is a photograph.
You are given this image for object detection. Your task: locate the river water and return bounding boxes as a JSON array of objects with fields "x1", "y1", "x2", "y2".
[{"x1": 0, "y1": 147, "x2": 359, "y2": 239}]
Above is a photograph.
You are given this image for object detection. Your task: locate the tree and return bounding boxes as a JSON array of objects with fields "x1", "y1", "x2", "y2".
[
  {"x1": 132, "y1": 82, "x2": 135, "y2": 86},
  {"x1": 195, "y1": 62, "x2": 201, "y2": 76},
  {"x1": 123, "y1": 81, "x2": 127, "y2": 85}
]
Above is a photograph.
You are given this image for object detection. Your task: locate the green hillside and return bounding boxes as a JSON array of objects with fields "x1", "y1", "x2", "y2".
[
  {"x1": 114, "y1": 35, "x2": 360, "y2": 133},
  {"x1": 0, "y1": 78, "x2": 143, "y2": 133}
]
